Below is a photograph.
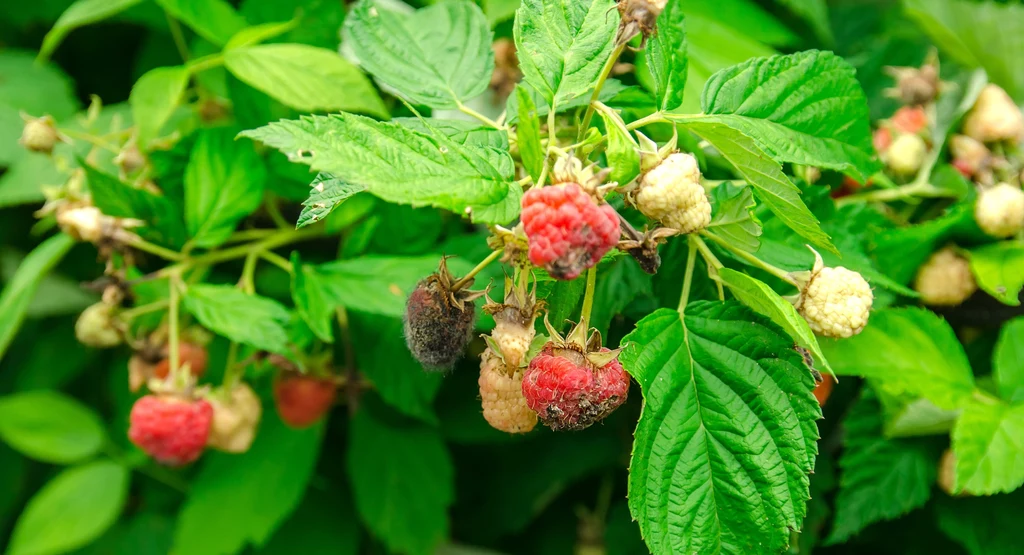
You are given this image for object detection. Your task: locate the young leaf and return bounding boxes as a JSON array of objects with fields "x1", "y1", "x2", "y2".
[
  {"x1": 708, "y1": 182, "x2": 761, "y2": 253},
  {"x1": 695, "y1": 50, "x2": 878, "y2": 181},
  {"x1": 682, "y1": 120, "x2": 835, "y2": 253},
  {"x1": 348, "y1": 401, "x2": 454, "y2": 555},
  {"x1": 224, "y1": 44, "x2": 387, "y2": 116},
  {"x1": 645, "y1": 0, "x2": 687, "y2": 112},
  {"x1": 0, "y1": 234, "x2": 74, "y2": 361},
  {"x1": 821, "y1": 308, "x2": 976, "y2": 410},
  {"x1": 155, "y1": 0, "x2": 247, "y2": 47},
  {"x1": 968, "y1": 242, "x2": 1024, "y2": 306},
  {"x1": 598, "y1": 106, "x2": 639, "y2": 185},
  {"x1": 620, "y1": 302, "x2": 820, "y2": 554},
  {"x1": 38, "y1": 0, "x2": 143, "y2": 61},
  {"x1": 994, "y1": 317, "x2": 1024, "y2": 404},
  {"x1": 717, "y1": 268, "x2": 834, "y2": 378},
  {"x1": 83, "y1": 165, "x2": 188, "y2": 248},
  {"x1": 515, "y1": 86, "x2": 545, "y2": 183},
  {"x1": 513, "y1": 0, "x2": 618, "y2": 106},
  {"x1": 7, "y1": 461, "x2": 128, "y2": 555},
  {"x1": 224, "y1": 20, "x2": 300, "y2": 50},
  {"x1": 183, "y1": 285, "x2": 291, "y2": 354},
  {"x1": 173, "y1": 413, "x2": 323, "y2": 554},
  {"x1": 825, "y1": 389, "x2": 940, "y2": 544},
  {"x1": 128, "y1": 66, "x2": 189, "y2": 148},
  {"x1": 297, "y1": 173, "x2": 368, "y2": 230},
  {"x1": 240, "y1": 113, "x2": 514, "y2": 223},
  {"x1": 952, "y1": 400, "x2": 1024, "y2": 495},
  {"x1": 344, "y1": 0, "x2": 494, "y2": 109},
  {"x1": 0, "y1": 390, "x2": 106, "y2": 464}
]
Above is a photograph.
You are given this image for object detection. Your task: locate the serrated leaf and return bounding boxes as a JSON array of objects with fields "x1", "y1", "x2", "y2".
[
  {"x1": 184, "y1": 128, "x2": 267, "y2": 248},
  {"x1": 515, "y1": 86, "x2": 545, "y2": 183},
  {"x1": 296, "y1": 173, "x2": 367, "y2": 229},
  {"x1": 503, "y1": 78, "x2": 634, "y2": 124},
  {"x1": 0, "y1": 390, "x2": 105, "y2": 464},
  {"x1": 173, "y1": 413, "x2": 323, "y2": 555},
  {"x1": 936, "y1": 489, "x2": 1024, "y2": 555},
  {"x1": 0, "y1": 234, "x2": 73, "y2": 361},
  {"x1": 513, "y1": 0, "x2": 618, "y2": 106},
  {"x1": 8, "y1": 461, "x2": 128, "y2": 555},
  {"x1": 952, "y1": 400, "x2": 1024, "y2": 495},
  {"x1": 681, "y1": 120, "x2": 835, "y2": 253},
  {"x1": 708, "y1": 182, "x2": 761, "y2": 253},
  {"x1": 968, "y1": 242, "x2": 1024, "y2": 307},
  {"x1": 694, "y1": 50, "x2": 878, "y2": 181},
  {"x1": 155, "y1": 0, "x2": 247, "y2": 47},
  {"x1": 820, "y1": 308, "x2": 975, "y2": 410},
  {"x1": 183, "y1": 285, "x2": 291, "y2": 354},
  {"x1": 825, "y1": 389, "x2": 940, "y2": 544},
  {"x1": 83, "y1": 165, "x2": 187, "y2": 248},
  {"x1": 129, "y1": 66, "x2": 189, "y2": 148},
  {"x1": 598, "y1": 106, "x2": 639, "y2": 185},
  {"x1": 620, "y1": 302, "x2": 820, "y2": 554},
  {"x1": 240, "y1": 113, "x2": 513, "y2": 223},
  {"x1": 344, "y1": 0, "x2": 493, "y2": 109},
  {"x1": 994, "y1": 317, "x2": 1024, "y2": 404},
  {"x1": 645, "y1": 0, "x2": 687, "y2": 111},
  {"x1": 224, "y1": 44, "x2": 387, "y2": 116},
  {"x1": 348, "y1": 402, "x2": 454, "y2": 555},
  {"x1": 38, "y1": 0, "x2": 143, "y2": 61},
  {"x1": 717, "y1": 268, "x2": 834, "y2": 378}
]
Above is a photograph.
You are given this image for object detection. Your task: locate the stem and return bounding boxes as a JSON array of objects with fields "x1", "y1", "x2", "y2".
[
  {"x1": 120, "y1": 299, "x2": 170, "y2": 321},
  {"x1": 691, "y1": 235, "x2": 725, "y2": 300},
  {"x1": 59, "y1": 128, "x2": 119, "y2": 152},
  {"x1": 167, "y1": 274, "x2": 181, "y2": 379},
  {"x1": 165, "y1": 10, "x2": 191, "y2": 62},
  {"x1": 260, "y1": 250, "x2": 293, "y2": 274},
  {"x1": 451, "y1": 249, "x2": 504, "y2": 290},
  {"x1": 222, "y1": 341, "x2": 241, "y2": 392},
  {"x1": 265, "y1": 195, "x2": 291, "y2": 230},
  {"x1": 125, "y1": 236, "x2": 186, "y2": 261},
  {"x1": 835, "y1": 180, "x2": 946, "y2": 206},
  {"x1": 578, "y1": 42, "x2": 626, "y2": 143},
  {"x1": 336, "y1": 307, "x2": 360, "y2": 416},
  {"x1": 626, "y1": 111, "x2": 667, "y2": 131},
  {"x1": 223, "y1": 228, "x2": 278, "y2": 244},
  {"x1": 456, "y1": 100, "x2": 502, "y2": 129},
  {"x1": 158, "y1": 226, "x2": 325, "y2": 278},
  {"x1": 547, "y1": 107, "x2": 557, "y2": 156},
  {"x1": 239, "y1": 251, "x2": 258, "y2": 294},
  {"x1": 578, "y1": 266, "x2": 599, "y2": 329},
  {"x1": 702, "y1": 231, "x2": 797, "y2": 285},
  {"x1": 678, "y1": 236, "x2": 698, "y2": 313},
  {"x1": 185, "y1": 53, "x2": 225, "y2": 74}
]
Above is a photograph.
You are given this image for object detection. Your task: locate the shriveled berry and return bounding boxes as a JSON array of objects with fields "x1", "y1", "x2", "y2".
[
  {"x1": 522, "y1": 343, "x2": 629, "y2": 431},
  {"x1": 794, "y1": 251, "x2": 873, "y2": 339},
  {"x1": 404, "y1": 258, "x2": 486, "y2": 370},
  {"x1": 75, "y1": 302, "x2": 122, "y2": 348},
  {"x1": 153, "y1": 342, "x2": 209, "y2": 380},
  {"x1": 207, "y1": 384, "x2": 262, "y2": 453},
  {"x1": 19, "y1": 116, "x2": 59, "y2": 154},
  {"x1": 975, "y1": 183, "x2": 1024, "y2": 238},
  {"x1": 128, "y1": 395, "x2": 213, "y2": 466},
  {"x1": 963, "y1": 84, "x2": 1024, "y2": 143},
  {"x1": 914, "y1": 247, "x2": 977, "y2": 306},
  {"x1": 521, "y1": 183, "x2": 620, "y2": 280},
  {"x1": 479, "y1": 349, "x2": 537, "y2": 434},
  {"x1": 273, "y1": 372, "x2": 337, "y2": 429},
  {"x1": 634, "y1": 152, "x2": 710, "y2": 234}
]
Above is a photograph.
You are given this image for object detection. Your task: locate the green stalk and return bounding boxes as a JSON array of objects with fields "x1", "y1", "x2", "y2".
[
  {"x1": 578, "y1": 42, "x2": 627, "y2": 143},
  {"x1": 678, "y1": 236, "x2": 698, "y2": 313},
  {"x1": 451, "y1": 249, "x2": 504, "y2": 290},
  {"x1": 702, "y1": 231, "x2": 796, "y2": 285},
  {"x1": 578, "y1": 266, "x2": 599, "y2": 329}
]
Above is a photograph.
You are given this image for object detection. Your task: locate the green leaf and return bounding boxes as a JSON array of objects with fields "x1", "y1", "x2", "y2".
[
  {"x1": 503, "y1": 78, "x2": 634, "y2": 124},
  {"x1": 775, "y1": 0, "x2": 833, "y2": 44},
  {"x1": 589, "y1": 257, "x2": 652, "y2": 336},
  {"x1": 717, "y1": 268, "x2": 834, "y2": 378},
  {"x1": 645, "y1": 0, "x2": 687, "y2": 112},
  {"x1": 297, "y1": 173, "x2": 368, "y2": 230},
  {"x1": 820, "y1": 308, "x2": 975, "y2": 410},
  {"x1": 937, "y1": 490, "x2": 1024, "y2": 555},
  {"x1": 598, "y1": 106, "x2": 639, "y2": 186},
  {"x1": 0, "y1": 234, "x2": 74, "y2": 361},
  {"x1": 344, "y1": 0, "x2": 494, "y2": 109},
  {"x1": 8, "y1": 461, "x2": 128, "y2": 555},
  {"x1": 876, "y1": 385, "x2": 960, "y2": 438},
  {"x1": 0, "y1": 391, "x2": 105, "y2": 464},
  {"x1": 130, "y1": 66, "x2": 189, "y2": 148},
  {"x1": 0, "y1": 50, "x2": 79, "y2": 165},
  {"x1": 225, "y1": 20, "x2": 300, "y2": 50},
  {"x1": 515, "y1": 86, "x2": 545, "y2": 183},
  {"x1": 682, "y1": 0, "x2": 798, "y2": 48},
  {"x1": 681, "y1": 120, "x2": 835, "y2": 253},
  {"x1": 952, "y1": 400, "x2": 1024, "y2": 495},
  {"x1": 968, "y1": 242, "x2": 1024, "y2": 307},
  {"x1": 994, "y1": 317, "x2": 1024, "y2": 404},
  {"x1": 825, "y1": 389, "x2": 940, "y2": 544},
  {"x1": 83, "y1": 164, "x2": 188, "y2": 248},
  {"x1": 224, "y1": 44, "x2": 387, "y2": 116},
  {"x1": 513, "y1": 0, "x2": 618, "y2": 106},
  {"x1": 708, "y1": 182, "x2": 761, "y2": 253},
  {"x1": 183, "y1": 284, "x2": 291, "y2": 354},
  {"x1": 695, "y1": 50, "x2": 878, "y2": 181},
  {"x1": 173, "y1": 413, "x2": 323, "y2": 554},
  {"x1": 256, "y1": 488, "x2": 360, "y2": 555},
  {"x1": 620, "y1": 302, "x2": 820, "y2": 554},
  {"x1": 39, "y1": 0, "x2": 143, "y2": 61},
  {"x1": 239, "y1": 0, "x2": 346, "y2": 50},
  {"x1": 184, "y1": 128, "x2": 267, "y2": 248},
  {"x1": 240, "y1": 113, "x2": 513, "y2": 223},
  {"x1": 348, "y1": 402, "x2": 454, "y2": 555},
  {"x1": 155, "y1": 0, "x2": 247, "y2": 47}
]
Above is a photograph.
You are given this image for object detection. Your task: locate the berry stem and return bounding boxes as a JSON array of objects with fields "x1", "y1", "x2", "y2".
[
  {"x1": 336, "y1": 306, "x2": 360, "y2": 416},
  {"x1": 678, "y1": 236, "x2": 698, "y2": 313},
  {"x1": 259, "y1": 250, "x2": 293, "y2": 274},
  {"x1": 119, "y1": 299, "x2": 171, "y2": 321},
  {"x1": 578, "y1": 42, "x2": 626, "y2": 144},
  {"x1": 456, "y1": 99, "x2": 503, "y2": 130},
  {"x1": 626, "y1": 111, "x2": 667, "y2": 131},
  {"x1": 167, "y1": 273, "x2": 182, "y2": 382},
  {"x1": 451, "y1": 248, "x2": 504, "y2": 291},
  {"x1": 123, "y1": 236, "x2": 186, "y2": 261},
  {"x1": 222, "y1": 341, "x2": 241, "y2": 392},
  {"x1": 691, "y1": 235, "x2": 725, "y2": 301},
  {"x1": 835, "y1": 180, "x2": 947, "y2": 206},
  {"x1": 579, "y1": 266, "x2": 599, "y2": 329},
  {"x1": 164, "y1": 9, "x2": 191, "y2": 62},
  {"x1": 702, "y1": 231, "x2": 798, "y2": 286}
]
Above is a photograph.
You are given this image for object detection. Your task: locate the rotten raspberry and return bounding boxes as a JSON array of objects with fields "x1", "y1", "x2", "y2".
[
  {"x1": 478, "y1": 348, "x2": 537, "y2": 434},
  {"x1": 404, "y1": 257, "x2": 487, "y2": 370},
  {"x1": 128, "y1": 394, "x2": 213, "y2": 466},
  {"x1": 521, "y1": 183, "x2": 619, "y2": 280}
]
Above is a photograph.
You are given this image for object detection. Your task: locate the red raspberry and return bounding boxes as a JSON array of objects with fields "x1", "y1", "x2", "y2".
[
  {"x1": 153, "y1": 342, "x2": 209, "y2": 380},
  {"x1": 872, "y1": 127, "x2": 892, "y2": 154},
  {"x1": 273, "y1": 372, "x2": 337, "y2": 429},
  {"x1": 521, "y1": 183, "x2": 620, "y2": 280},
  {"x1": 128, "y1": 395, "x2": 213, "y2": 466},
  {"x1": 522, "y1": 343, "x2": 630, "y2": 431},
  {"x1": 891, "y1": 105, "x2": 928, "y2": 134}
]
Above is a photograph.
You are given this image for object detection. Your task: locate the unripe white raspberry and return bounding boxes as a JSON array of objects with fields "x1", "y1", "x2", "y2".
[
  {"x1": 19, "y1": 116, "x2": 60, "y2": 154},
  {"x1": 794, "y1": 252, "x2": 873, "y2": 339},
  {"x1": 635, "y1": 152, "x2": 710, "y2": 234},
  {"x1": 75, "y1": 302, "x2": 122, "y2": 348},
  {"x1": 883, "y1": 133, "x2": 927, "y2": 176},
  {"x1": 478, "y1": 349, "x2": 537, "y2": 434},
  {"x1": 975, "y1": 182, "x2": 1024, "y2": 238},
  {"x1": 963, "y1": 84, "x2": 1024, "y2": 143},
  {"x1": 949, "y1": 135, "x2": 990, "y2": 176},
  {"x1": 207, "y1": 384, "x2": 262, "y2": 453},
  {"x1": 913, "y1": 247, "x2": 976, "y2": 306},
  {"x1": 57, "y1": 205, "x2": 106, "y2": 243},
  {"x1": 492, "y1": 318, "x2": 535, "y2": 370}
]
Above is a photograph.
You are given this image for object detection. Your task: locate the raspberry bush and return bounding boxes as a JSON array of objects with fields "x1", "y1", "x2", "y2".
[{"x1": 1, "y1": 1, "x2": 1024, "y2": 554}]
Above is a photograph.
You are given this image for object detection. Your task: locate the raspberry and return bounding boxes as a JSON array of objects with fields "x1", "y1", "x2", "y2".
[
  {"x1": 975, "y1": 182, "x2": 1024, "y2": 238},
  {"x1": 949, "y1": 135, "x2": 990, "y2": 178},
  {"x1": 913, "y1": 247, "x2": 977, "y2": 306},
  {"x1": 634, "y1": 152, "x2": 710, "y2": 234},
  {"x1": 883, "y1": 133, "x2": 927, "y2": 176},
  {"x1": 812, "y1": 378, "x2": 834, "y2": 406},
  {"x1": 937, "y1": 449, "x2": 964, "y2": 497},
  {"x1": 207, "y1": 383, "x2": 262, "y2": 453},
  {"x1": 128, "y1": 394, "x2": 213, "y2": 466},
  {"x1": 964, "y1": 85, "x2": 1024, "y2": 143},
  {"x1": 521, "y1": 183, "x2": 620, "y2": 280},
  {"x1": 273, "y1": 372, "x2": 337, "y2": 429},
  {"x1": 75, "y1": 302, "x2": 122, "y2": 348},
  {"x1": 478, "y1": 349, "x2": 537, "y2": 434},
  {"x1": 885, "y1": 60, "x2": 940, "y2": 106},
  {"x1": 19, "y1": 115, "x2": 60, "y2": 154},
  {"x1": 404, "y1": 258, "x2": 487, "y2": 370},
  {"x1": 522, "y1": 343, "x2": 629, "y2": 431},
  {"x1": 153, "y1": 342, "x2": 210, "y2": 380},
  {"x1": 57, "y1": 205, "x2": 107, "y2": 244},
  {"x1": 891, "y1": 105, "x2": 929, "y2": 135},
  {"x1": 873, "y1": 127, "x2": 893, "y2": 154},
  {"x1": 793, "y1": 250, "x2": 873, "y2": 339}
]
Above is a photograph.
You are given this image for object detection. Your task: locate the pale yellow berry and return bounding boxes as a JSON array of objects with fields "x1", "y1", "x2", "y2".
[
  {"x1": 479, "y1": 350, "x2": 537, "y2": 434},
  {"x1": 975, "y1": 183, "x2": 1024, "y2": 238},
  {"x1": 949, "y1": 135, "x2": 989, "y2": 175},
  {"x1": 796, "y1": 265, "x2": 873, "y2": 339},
  {"x1": 913, "y1": 247, "x2": 976, "y2": 306},
  {"x1": 207, "y1": 384, "x2": 262, "y2": 453},
  {"x1": 57, "y1": 205, "x2": 106, "y2": 243},
  {"x1": 963, "y1": 84, "x2": 1024, "y2": 143},
  {"x1": 883, "y1": 133, "x2": 927, "y2": 176},
  {"x1": 19, "y1": 116, "x2": 59, "y2": 154},
  {"x1": 75, "y1": 302, "x2": 122, "y2": 348},
  {"x1": 635, "y1": 152, "x2": 710, "y2": 234},
  {"x1": 492, "y1": 318, "x2": 535, "y2": 370}
]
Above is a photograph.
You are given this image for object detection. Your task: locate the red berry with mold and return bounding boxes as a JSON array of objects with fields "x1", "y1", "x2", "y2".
[
  {"x1": 128, "y1": 394, "x2": 213, "y2": 466},
  {"x1": 521, "y1": 183, "x2": 619, "y2": 280}
]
